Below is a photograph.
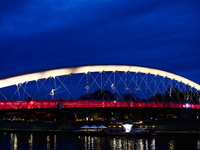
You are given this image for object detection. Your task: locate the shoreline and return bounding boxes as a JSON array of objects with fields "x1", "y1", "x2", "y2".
[{"x1": 0, "y1": 128, "x2": 200, "y2": 135}]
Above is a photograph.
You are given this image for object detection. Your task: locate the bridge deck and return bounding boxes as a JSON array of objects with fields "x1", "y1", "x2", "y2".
[{"x1": 0, "y1": 100, "x2": 199, "y2": 110}]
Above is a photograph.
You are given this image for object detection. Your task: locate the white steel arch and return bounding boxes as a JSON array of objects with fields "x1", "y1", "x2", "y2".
[{"x1": 0, "y1": 65, "x2": 200, "y2": 90}]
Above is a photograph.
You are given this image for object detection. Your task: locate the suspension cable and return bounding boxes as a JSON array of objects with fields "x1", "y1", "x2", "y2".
[{"x1": 0, "y1": 90, "x2": 7, "y2": 100}]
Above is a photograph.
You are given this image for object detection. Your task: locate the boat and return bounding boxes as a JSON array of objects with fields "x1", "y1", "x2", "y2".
[
  {"x1": 107, "y1": 121, "x2": 155, "y2": 136},
  {"x1": 72, "y1": 125, "x2": 107, "y2": 135}
]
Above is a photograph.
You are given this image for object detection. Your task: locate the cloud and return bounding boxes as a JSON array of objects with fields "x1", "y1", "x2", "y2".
[{"x1": 0, "y1": 0, "x2": 200, "y2": 85}]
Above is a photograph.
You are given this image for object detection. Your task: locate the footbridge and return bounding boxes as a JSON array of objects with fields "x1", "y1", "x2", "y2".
[{"x1": 0, "y1": 65, "x2": 200, "y2": 113}]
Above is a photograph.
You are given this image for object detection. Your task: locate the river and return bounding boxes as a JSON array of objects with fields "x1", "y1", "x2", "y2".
[{"x1": 0, "y1": 131, "x2": 200, "y2": 150}]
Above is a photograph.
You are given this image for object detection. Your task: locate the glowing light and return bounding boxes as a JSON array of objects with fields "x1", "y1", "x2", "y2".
[
  {"x1": 122, "y1": 121, "x2": 133, "y2": 133},
  {"x1": 186, "y1": 103, "x2": 190, "y2": 108}
]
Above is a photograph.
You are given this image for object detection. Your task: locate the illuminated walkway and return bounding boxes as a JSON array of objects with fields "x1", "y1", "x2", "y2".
[{"x1": 0, "y1": 100, "x2": 199, "y2": 110}]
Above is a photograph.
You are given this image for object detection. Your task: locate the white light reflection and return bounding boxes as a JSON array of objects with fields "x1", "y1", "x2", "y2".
[
  {"x1": 197, "y1": 140, "x2": 200, "y2": 149},
  {"x1": 10, "y1": 133, "x2": 14, "y2": 148},
  {"x1": 88, "y1": 136, "x2": 90, "y2": 150},
  {"x1": 136, "y1": 139, "x2": 144, "y2": 150},
  {"x1": 54, "y1": 135, "x2": 57, "y2": 150},
  {"x1": 110, "y1": 137, "x2": 127, "y2": 150},
  {"x1": 10, "y1": 133, "x2": 18, "y2": 150},
  {"x1": 84, "y1": 136, "x2": 87, "y2": 150},
  {"x1": 83, "y1": 136, "x2": 99, "y2": 150},
  {"x1": 91, "y1": 136, "x2": 94, "y2": 150},
  {"x1": 151, "y1": 139, "x2": 156, "y2": 150},
  {"x1": 28, "y1": 134, "x2": 33, "y2": 150},
  {"x1": 145, "y1": 139, "x2": 148, "y2": 150},
  {"x1": 118, "y1": 138, "x2": 122, "y2": 149},
  {"x1": 113, "y1": 137, "x2": 116, "y2": 149}
]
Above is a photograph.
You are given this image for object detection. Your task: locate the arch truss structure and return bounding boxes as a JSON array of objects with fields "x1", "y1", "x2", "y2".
[{"x1": 0, "y1": 65, "x2": 200, "y2": 103}]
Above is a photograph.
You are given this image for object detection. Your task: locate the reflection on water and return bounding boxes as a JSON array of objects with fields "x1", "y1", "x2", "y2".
[
  {"x1": 10, "y1": 133, "x2": 18, "y2": 150},
  {"x1": 47, "y1": 135, "x2": 50, "y2": 150},
  {"x1": 28, "y1": 134, "x2": 33, "y2": 150},
  {"x1": 197, "y1": 140, "x2": 200, "y2": 150},
  {"x1": 168, "y1": 140, "x2": 175, "y2": 150},
  {"x1": 54, "y1": 135, "x2": 57, "y2": 150},
  {"x1": 3, "y1": 131, "x2": 200, "y2": 150}
]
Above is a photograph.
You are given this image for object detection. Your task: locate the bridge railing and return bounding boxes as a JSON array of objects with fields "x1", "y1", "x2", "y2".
[{"x1": 0, "y1": 100, "x2": 200, "y2": 110}]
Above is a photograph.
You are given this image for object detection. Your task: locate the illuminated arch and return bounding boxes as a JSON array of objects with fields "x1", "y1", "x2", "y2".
[{"x1": 0, "y1": 65, "x2": 200, "y2": 90}]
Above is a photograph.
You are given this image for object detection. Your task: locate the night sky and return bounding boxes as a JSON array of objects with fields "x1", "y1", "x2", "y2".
[{"x1": 1, "y1": 0, "x2": 200, "y2": 84}]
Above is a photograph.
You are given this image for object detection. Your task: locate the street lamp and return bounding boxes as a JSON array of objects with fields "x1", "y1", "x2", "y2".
[{"x1": 122, "y1": 121, "x2": 133, "y2": 150}]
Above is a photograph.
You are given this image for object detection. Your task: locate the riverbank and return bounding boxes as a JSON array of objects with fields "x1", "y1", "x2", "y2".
[
  {"x1": 1, "y1": 120, "x2": 200, "y2": 135},
  {"x1": 1, "y1": 128, "x2": 200, "y2": 136}
]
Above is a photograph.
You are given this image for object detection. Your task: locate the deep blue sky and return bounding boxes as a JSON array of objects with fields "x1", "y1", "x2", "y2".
[{"x1": 1, "y1": 0, "x2": 200, "y2": 84}]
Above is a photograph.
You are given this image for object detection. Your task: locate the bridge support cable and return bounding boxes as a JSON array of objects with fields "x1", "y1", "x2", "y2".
[
  {"x1": 124, "y1": 71, "x2": 128, "y2": 95},
  {"x1": 127, "y1": 72, "x2": 138, "y2": 100},
  {"x1": 97, "y1": 71, "x2": 111, "y2": 100},
  {"x1": 103, "y1": 71, "x2": 123, "y2": 100},
  {"x1": 191, "y1": 88, "x2": 199, "y2": 103},
  {"x1": 102, "y1": 72, "x2": 113, "y2": 90},
  {"x1": 17, "y1": 83, "x2": 32, "y2": 99},
  {"x1": 87, "y1": 72, "x2": 100, "y2": 94},
  {"x1": 128, "y1": 73, "x2": 143, "y2": 100},
  {"x1": 169, "y1": 79, "x2": 175, "y2": 102},
  {"x1": 0, "y1": 90, "x2": 7, "y2": 100},
  {"x1": 72, "y1": 73, "x2": 86, "y2": 91},
  {"x1": 85, "y1": 72, "x2": 95, "y2": 100},
  {"x1": 140, "y1": 72, "x2": 151, "y2": 100},
  {"x1": 89, "y1": 72, "x2": 104, "y2": 99},
  {"x1": 10, "y1": 84, "x2": 21, "y2": 100},
  {"x1": 38, "y1": 79, "x2": 51, "y2": 95},
  {"x1": 137, "y1": 72, "x2": 147, "y2": 100},
  {"x1": 46, "y1": 77, "x2": 52, "y2": 99},
  {"x1": 164, "y1": 78, "x2": 172, "y2": 101},
  {"x1": 17, "y1": 84, "x2": 21, "y2": 100},
  {"x1": 145, "y1": 73, "x2": 158, "y2": 101},
  {"x1": 73, "y1": 73, "x2": 93, "y2": 100},
  {"x1": 33, "y1": 80, "x2": 41, "y2": 99},
  {"x1": 197, "y1": 91, "x2": 200, "y2": 103},
  {"x1": 154, "y1": 75, "x2": 163, "y2": 101},
  {"x1": 56, "y1": 76, "x2": 74, "y2": 99},
  {"x1": 32, "y1": 78, "x2": 48, "y2": 100},
  {"x1": 111, "y1": 71, "x2": 116, "y2": 100},
  {"x1": 85, "y1": 73, "x2": 89, "y2": 94},
  {"x1": 183, "y1": 83, "x2": 188, "y2": 102},
  {"x1": 190, "y1": 87, "x2": 195, "y2": 103},
  {"x1": 145, "y1": 74, "x2": 147, "y2": 100},
  {"x1": 188, "y1": 87, "x2": 193, "y2": 103},
  {"x1": 162, "y1": 77, "x2": 165, "y2": 101},
  {"x1": 88, "y1": 72, "x2": 109, "y2": 100},
  {"x1": 153, "y1": 75, "x2": 158, "y2": 102},
  {"x1": 194, "y1": 89, "x2": 200, "y2": 103},
  {"x1": 54, "y1": 77, "x2": 58, "y2": 99},
  {"x1": 22, "y1": 81, "x2": 28, "y2": 100},
  {"x1": 154, "y1": 75, "x2": 167, "y2": 102},
  {"x1": 115, "y1": 71, "x2": 129, "y2": 100},
  {"x1": 177, "y1": 81, "x2": 183, "y2": 102},
  {"x1": 174, "y1": 81, "x2": 183, "y2": 102}
]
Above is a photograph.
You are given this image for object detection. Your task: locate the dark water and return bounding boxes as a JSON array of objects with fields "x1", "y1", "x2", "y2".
[{"x1": 0, "y1": 131, "x2": 200, "y2": 150}]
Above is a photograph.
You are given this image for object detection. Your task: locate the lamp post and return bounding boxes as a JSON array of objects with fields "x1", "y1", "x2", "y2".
[{"x1": 122, "y1": 121, "x2": 133, "y2": 150}]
